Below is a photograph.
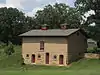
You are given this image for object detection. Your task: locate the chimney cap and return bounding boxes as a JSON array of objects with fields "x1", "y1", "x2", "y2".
[{"x1": 41, "y1": 24, "x2": 48, "y2": 30}]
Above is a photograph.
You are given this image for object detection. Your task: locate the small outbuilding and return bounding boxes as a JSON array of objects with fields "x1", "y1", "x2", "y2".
[{"x1": 87, "y1": 39, "x2": 97, "y2": 48}]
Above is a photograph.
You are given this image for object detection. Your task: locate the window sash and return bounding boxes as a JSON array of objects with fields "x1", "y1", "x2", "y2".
[{"x1": 40, "y1": 41, "x2": 44, "y2": 50}]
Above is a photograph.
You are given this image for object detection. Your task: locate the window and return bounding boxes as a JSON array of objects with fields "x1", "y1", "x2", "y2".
[
  {"x1": 40, "y1": 41, "x2": 44, "y2": 50},
  {"x1": 38, "y1": 54, "x2": 41, "y2": 58},
  {"x1": 88, "y1": 42, "x2": 95, "y2": 44},
  {"x1": 53, "y1": 55, "x2": 57, "y2": 61},
  {"x1": 53, "y1": 55, "x2": 57, "y2": 59},
  {"x1": 26, "y1": 54, "x2": 29, "y2": 57}
]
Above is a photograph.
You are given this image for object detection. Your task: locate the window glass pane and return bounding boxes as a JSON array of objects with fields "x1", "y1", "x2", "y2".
[{"x1": 40, "y1": 41, "x2": 44, "y2": 50}]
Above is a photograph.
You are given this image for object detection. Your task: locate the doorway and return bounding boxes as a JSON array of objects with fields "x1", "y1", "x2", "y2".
[
  {"x1": 32, "y1": 54, "x2": 35, "y2": 63},
  {"x1": 46, "y1": 53, "x2": 49, "y2": 64},
  {"x1": 59, "y1": 55, "x2": 64, "y2": 65}
]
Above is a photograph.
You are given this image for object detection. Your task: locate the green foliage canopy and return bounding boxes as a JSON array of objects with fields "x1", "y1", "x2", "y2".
[
  {"x1": 75, "y1": 0, "x2": 100, "y2": 42},
  {"x1": 35, "y1": 3, "x2": 82, "y2": 29}
]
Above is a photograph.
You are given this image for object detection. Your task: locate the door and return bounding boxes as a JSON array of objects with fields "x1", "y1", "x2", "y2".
[
  {"x1": 59, "y1": 55, "x2": 64, "y2": 65},
  {"x1": 46, "y1": 53, "x2": 49, "y2": 64},
  {"x1": 32, "y1": 54, "x2": 35, "y2": 63}
]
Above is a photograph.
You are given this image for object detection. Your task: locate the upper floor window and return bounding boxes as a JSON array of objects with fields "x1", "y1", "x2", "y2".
[{"x1": 40, "y1": 41, "x2": 44, "y2": 50}]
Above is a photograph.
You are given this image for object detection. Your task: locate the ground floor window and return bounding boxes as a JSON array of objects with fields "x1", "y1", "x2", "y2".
[
  {"x1": 53, "y1": 55, "x2": 57, "y2": 60},
  {"x1": 26, "y1": 54, "x2": 29, "y2": 57},
  {"x1": 38, "y1": 54, "x2": 41, "y2": 58}
]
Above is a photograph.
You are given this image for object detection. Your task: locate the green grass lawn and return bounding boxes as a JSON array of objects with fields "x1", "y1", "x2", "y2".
[
  {"x1": 0, "y1": 45, "x2": 100, "y2": 75},
  {"x1": 0, "y1": 70, "x2": 99, "y2": 75}
]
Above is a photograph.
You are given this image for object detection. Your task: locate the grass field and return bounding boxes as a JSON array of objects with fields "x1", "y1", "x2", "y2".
[{"x1": 0, "y1": 45, "x2": 100, "y2": 75}]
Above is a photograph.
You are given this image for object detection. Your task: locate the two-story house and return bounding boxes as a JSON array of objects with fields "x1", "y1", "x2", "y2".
[{"x1": 20, "y1": 25, "x2": 87, "y2": 66}]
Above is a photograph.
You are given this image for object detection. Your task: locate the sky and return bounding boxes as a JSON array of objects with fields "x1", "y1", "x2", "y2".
[{"x1": 0, "y1": 0, "x2": 75, "y2": 16}]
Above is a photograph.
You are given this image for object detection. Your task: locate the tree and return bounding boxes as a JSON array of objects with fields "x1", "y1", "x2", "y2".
[
  {"x1": 24, "y1": 16, "x2": 36, "y2": 30},
  {"x1": 0, "y1": 7, "x2": 35, "y2": 45},
  {"x1": 4, "y1": 42, "x2": 15, "y2": 55},
  {"x1": 35, "y1": 3, "x2": 82, "y2": 29},
  {"x1": 75, "y1": 0, "x2": 100, "y2": 42}
]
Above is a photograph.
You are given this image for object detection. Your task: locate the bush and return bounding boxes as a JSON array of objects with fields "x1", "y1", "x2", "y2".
[
  {"x1": 86, "y1": 47, "x2": 100, "y2": 53},
  {"x1": 93, "y1": 47, "x2": 98, "y2": 51},
  {"x1": 0, "y1": 42, "x2": 6, "y2": 48},
  {"x1": 4, "y1": 43, "x2": 15, "y2": 55},
  {"x1": 21, "y1": 57, "x2": 25, "y2": 65}
]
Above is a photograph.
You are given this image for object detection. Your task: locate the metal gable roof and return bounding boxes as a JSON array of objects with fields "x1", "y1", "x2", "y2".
[{"x1": 19, "y1": 29, "x2": 80, "y2": 37}]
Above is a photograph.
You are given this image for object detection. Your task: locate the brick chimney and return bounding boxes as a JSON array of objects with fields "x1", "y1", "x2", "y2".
[
  {"x1": 41, "y1": 24, "x2": 48, "y2": 30},
  {"x1": 60, "y1": 23, "x2": 68, "y2": 29}
]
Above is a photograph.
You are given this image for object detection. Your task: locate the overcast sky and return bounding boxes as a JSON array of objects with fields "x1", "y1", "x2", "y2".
[{"x1": 0, "y1": 0, "x2": 75, "y2": 16}]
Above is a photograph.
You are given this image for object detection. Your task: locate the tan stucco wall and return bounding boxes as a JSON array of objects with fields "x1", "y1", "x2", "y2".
[
  {"x1": 22, "y1": 37, "x2": 68, "y2": 66},
  {"x1": 67, "y1": 31, "x2": 87, "y2": 63}
]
